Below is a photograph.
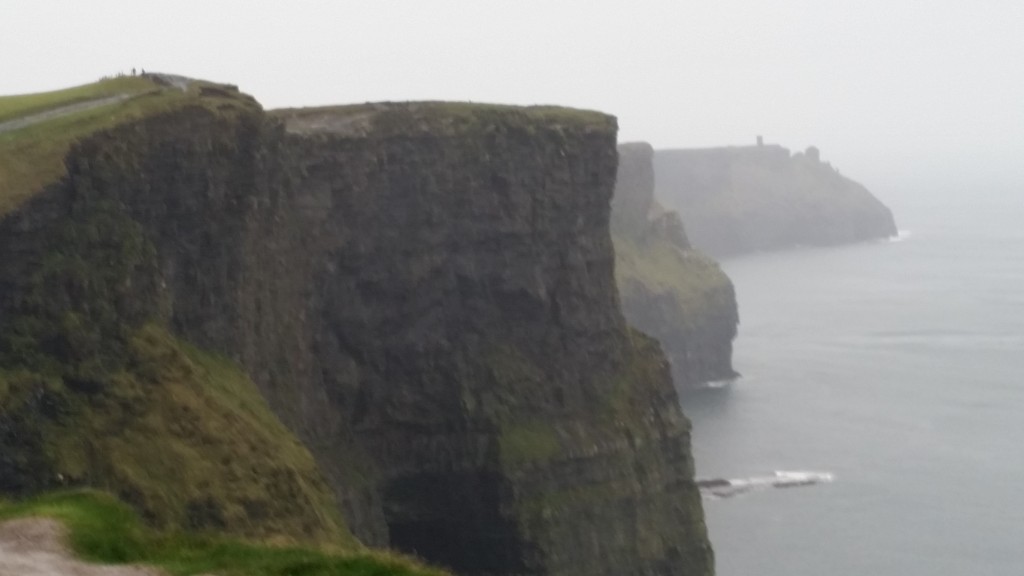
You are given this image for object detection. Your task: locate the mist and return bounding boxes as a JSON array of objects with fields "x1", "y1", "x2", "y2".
[
  {"x1": 3, "y1": 0, "x2": 1022, "y2": 200},
  {"x1": 5, "y1": 3, "x2": 1024, "y2": 576}
]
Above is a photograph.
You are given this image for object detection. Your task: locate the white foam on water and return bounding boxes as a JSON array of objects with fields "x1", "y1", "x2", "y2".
[{"x1": 697, "y1": 470, "x2": 834, "y2": 500}]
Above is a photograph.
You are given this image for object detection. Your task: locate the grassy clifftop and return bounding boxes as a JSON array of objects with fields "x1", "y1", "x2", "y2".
[
  {"x1": 275, "y1": 101, "x2": 616, "y2": 138},
  {"x1": 0, "y1": 77, "x2": 152, "y2": 123},
  {"x1": 0, "y1": 76, "x2": 259, "y2": 217}
]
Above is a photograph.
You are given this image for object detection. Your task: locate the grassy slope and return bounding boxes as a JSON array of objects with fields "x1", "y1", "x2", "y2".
[
  {"x1": 493, "y1": 329, "x2": 674, "y2": 469},
  {"x1": 0, "y1": 77, "x2": 152, "y2": 123},
  {"x1": 613, "y1": 233, "x2": 732, "y2": 328},
  {"x1": 0, "y1": 490, "x2": 446, "y2": 576},
  {"x1": 0, "y1": 326, "x2": 354, "y2": 546},
  {"x1": 0, "y1": 77, "x2": 256, "y2": 217}
]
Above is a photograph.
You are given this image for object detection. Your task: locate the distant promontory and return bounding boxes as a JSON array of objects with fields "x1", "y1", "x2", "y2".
[
  {"x1": 654, "y1": 143, "x2": 898, "y2": 257},
  {"x1": 612, "y1": 142, "x2": 738, "y2": 390}
]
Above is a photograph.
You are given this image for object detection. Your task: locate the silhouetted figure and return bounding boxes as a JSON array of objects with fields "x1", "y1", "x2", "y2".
[
  {"x1": 757, "y1": 135, "x2": 763, "y2": 146},
  {"x1": 132, "y1": 67, "x2": 136, "y2": 76}
]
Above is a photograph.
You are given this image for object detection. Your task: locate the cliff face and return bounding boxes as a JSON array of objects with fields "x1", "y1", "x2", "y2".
[
  {"x1": 654, "y1": 145, "x2": 898, "y2": 257},
  {"x1": 0, "y1": 85, "x2": 713, "y2": 575},
  {"x1": 0, "y1": 93, "x2": 352, "y2": 544},
  {"x1": 270, "y1": 104, "x2": 713, "y2": 575},
  {"x1": 612, "y1": 143, "x2": 738, "y2": 389}
]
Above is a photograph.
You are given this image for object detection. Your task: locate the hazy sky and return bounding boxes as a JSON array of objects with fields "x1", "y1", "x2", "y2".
[{"x1": 3, "y1": 1, "x2": 1022, "y2": 195}]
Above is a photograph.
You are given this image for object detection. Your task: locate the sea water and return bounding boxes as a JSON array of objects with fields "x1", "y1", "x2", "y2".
[{"x1": 683, "y1": 185, "x2": 1024, "y2": 575}]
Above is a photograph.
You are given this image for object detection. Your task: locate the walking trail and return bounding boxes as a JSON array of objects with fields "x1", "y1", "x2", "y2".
[
  {"x1": 0, "y1": 518, "x2": 162, "y2": 576},
  {"x1": 0, "y1": 94, "x2": 132, "y2": 135}
]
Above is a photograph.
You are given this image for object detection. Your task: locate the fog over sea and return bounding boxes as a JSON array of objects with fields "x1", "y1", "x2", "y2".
[{"x1": 683, "y1": 184, "x2": 1024, "y2": 575}]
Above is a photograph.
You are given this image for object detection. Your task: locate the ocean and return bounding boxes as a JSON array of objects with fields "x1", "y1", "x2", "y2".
[{"x1": 683, "y1": 186, "x2": 1024, "y2": 575}]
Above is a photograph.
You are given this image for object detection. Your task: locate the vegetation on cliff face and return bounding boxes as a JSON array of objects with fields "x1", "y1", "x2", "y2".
[
  {"x1": 612, "y1": 142, "x2": 738, "y2": 389},
  {"x1": 508, "y1": 329, "x2": 714, "y2": 576},
  {"x1": 0, "y1": 491, "x2": 445, "y2": 576},
  {"x1": 0, "y1": 323, "x2": 352, "y2": 545},
  {"x1": 654, "y1": 144, "x2": 898, "y2": 257},
  {"x1": 615, "y1": 235, "x2": 732, "y2": 326}
]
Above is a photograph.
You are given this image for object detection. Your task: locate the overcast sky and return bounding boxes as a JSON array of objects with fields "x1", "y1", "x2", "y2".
[{"x1": 3, "y1": 1, "x2": 1022, "y2": 195}]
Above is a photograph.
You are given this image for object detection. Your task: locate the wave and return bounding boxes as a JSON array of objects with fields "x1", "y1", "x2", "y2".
[
  {"x1": 697, "y1": 470, "x2": 834, "y2": 500},
  {"x1": 888, "y1": 230, "x2": 912, "y2": 242}
]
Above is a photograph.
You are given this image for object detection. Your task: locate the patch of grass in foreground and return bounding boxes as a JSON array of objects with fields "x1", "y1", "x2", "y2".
[{"x1": 0, "y1": 490, "x2": 447, "y2": 576}]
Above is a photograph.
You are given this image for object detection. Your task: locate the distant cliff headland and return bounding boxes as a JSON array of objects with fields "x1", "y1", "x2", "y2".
[
  {"x1": 654, "y1": 143, "x2": 898, "y2": 257},
  {"x1": 612, "y1": 142, "x2": 738, "y2": 390},
  {"x1": 0, "y1": 76, "x2": 714, "y2": 576}
]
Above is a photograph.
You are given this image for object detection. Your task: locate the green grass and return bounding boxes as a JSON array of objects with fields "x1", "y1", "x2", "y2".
[
  {"x1": 602, "y1": 329, "x2": 671, "y2": 422},
  {"x1": 0, "y1": 77, "x2": 153, "y2": 123},
  {"x1": 0, "y1": 77, "x2": 258, "y2": 218},
  {"x1": 613, "y1": 233, "x2": 732, "y2": 321},
  {"x1": 0, "y1": 326, "x2": 353, "y2": 545},
  {"x1": 499, "y1": 421, "x2": 561, "y2": 467},
  {"x1": 0, "y1": 490, "x2": 447, "y2": 576}
]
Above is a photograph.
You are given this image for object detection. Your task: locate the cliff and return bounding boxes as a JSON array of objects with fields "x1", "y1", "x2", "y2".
[
  {"x1": 654, "y1": 144, "x2": 898, "y2": 257},
  {"x1": 0, "y1": 79, "x2": 352, "y2": 546},
  {"x1": 612, "y1": 143, "x2": 738, "y2": 389},
  {"x1": 0, "y1": 79, "x2": 713, "y2": 575}
]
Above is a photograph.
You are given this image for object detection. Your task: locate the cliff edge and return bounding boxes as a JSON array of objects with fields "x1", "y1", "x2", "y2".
[
  {"x1": 612, "y1": 143, "x2": 738, "y2": 389},
  {"x1": 654, "y1": 144, "x2": 898, "y2": 257}
]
